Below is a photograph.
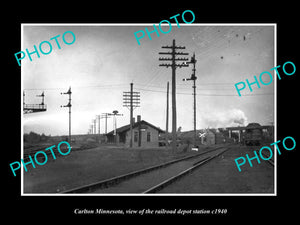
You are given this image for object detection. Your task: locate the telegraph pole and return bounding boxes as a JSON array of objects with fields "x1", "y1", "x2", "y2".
[
  {"x1": 130, "y1": 83, "x2": 134, "y2": 148},
  {"x1": 93, "y1": 119, "x2": 96, "y2": 135},
  {"x1": 97, "y1": 115, "x2": 101, "y2": 135},
  {"x1": 165, "y1": 82, "x2": 169, "y2": 146},
  {"x1": 108, "y1": 110, "x2": 123, "y2": 144},
  {"x1": 101, "y1": 113, "x2": 111, "y2": 143},
  {"x1": 159, "y1": 39, "x2": 189, "y2": 152},
  {"x1": 183, "y1": 53, "x2": 197, "y2": 147},
  {"x1": 97, "y1": 114, "x2": 105, "y2": 143},
  {"x1": 123, "y1": 83, "x2": 140, "y2": 148},
  {"x1": 61, "y1": 87, "x2": 72, "y2": 143}
]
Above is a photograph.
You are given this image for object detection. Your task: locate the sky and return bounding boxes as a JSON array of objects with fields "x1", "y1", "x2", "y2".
[{"x1": 22, "y1": 24, "x2": 275, "y2": 136}]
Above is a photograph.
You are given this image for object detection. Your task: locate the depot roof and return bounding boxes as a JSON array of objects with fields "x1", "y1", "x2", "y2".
[{"x1": 106, "y1": 120, "x2": 164, "y2": 135}]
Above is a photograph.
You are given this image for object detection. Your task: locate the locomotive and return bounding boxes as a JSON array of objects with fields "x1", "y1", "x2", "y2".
[{"x1": 243, "y1": 123, "x2": 263, "y2": 146}]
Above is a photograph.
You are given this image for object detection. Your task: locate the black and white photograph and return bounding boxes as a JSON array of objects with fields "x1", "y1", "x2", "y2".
[
  {"x1": 21, "y1": 24, "x2": 275, "y2": 195},
  {"x1": 5, "y1": 4, "x2": 298, "y2": 220}
]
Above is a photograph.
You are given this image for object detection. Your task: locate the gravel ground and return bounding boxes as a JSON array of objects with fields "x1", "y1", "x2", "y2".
[
  {"x1": 23, "y1": 145, "x2": 203, "y2": 193},
  {"x1": 158, "y1": 145, "x2": 275, "y2": 194},
  {"x1": 91, "y1": 147, "x2": 227, "y2": 193}
]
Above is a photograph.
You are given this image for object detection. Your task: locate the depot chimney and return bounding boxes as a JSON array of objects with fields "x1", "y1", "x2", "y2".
[{"x1": 137, "y1": 115, "x2": 141, "y2": 122}]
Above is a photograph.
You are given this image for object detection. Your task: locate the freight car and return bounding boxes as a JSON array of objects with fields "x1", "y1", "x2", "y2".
[{"x1": 243, "y1": 123, "x2": 263, "y2": 146}]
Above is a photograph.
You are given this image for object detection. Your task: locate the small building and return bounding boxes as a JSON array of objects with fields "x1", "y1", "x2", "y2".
[
  {"x1": 205, "y1": 129, "x2": 216, "y2": 145},
  {"x1": 201, "y1": 129, "x2": 225, "y2": 145},
  {"x1": 106, "y1": 115, "x2": 164, "y2": 148}
]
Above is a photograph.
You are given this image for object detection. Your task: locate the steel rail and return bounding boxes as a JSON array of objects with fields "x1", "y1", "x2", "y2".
[
  {"x1": 143, "y1": 148, "x2": 229, "y2": 194},
  {"x1": 61, "y1": 146, "x2": 227, "y2": 193},
  {"x1": 260, "y1": 152, "x2": 274, "y2": 166}
]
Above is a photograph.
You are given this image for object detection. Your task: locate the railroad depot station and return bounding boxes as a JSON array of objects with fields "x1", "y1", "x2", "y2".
[
  {"x1": 106, "y1": 115, "x2": 164, "y2": 148},
  {"x1": 22, "y1": 26, "x2": 276, "y2": 194},
  {"x1": 104, "y1": 117, "x2": 274, "y2": 148},
  {"x1": 23, "y1": 109, "x2": 275, "y2": 194},
  {"x1": 23, "y1": 98, "x2": 275, "y2": 194},
  {"x1": 48, "y1": 118, "x2": 274, "y2": 148}
]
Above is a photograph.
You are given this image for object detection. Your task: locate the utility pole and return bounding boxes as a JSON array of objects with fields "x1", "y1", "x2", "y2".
[
  {"x1": 101, "y1": 113, "x2": 111, "y2": 143},
  {"x1": 93, "y1": 119, "x2": 96, "y2": 135},
  {"x1": 123, "y1": 83, "x2": 140, "y2": 148},
  {"x1": 101, "y1": 113, "x2": 110, "y2": 135},
  {"x1": 159, "y1": 39, "x2": 189, "y2": 152},
  {"x1": 165, "y1": 82, "x2": 169, "y2": 147},
  {"x1": 61, "y1": 87, "x2": 72, "y2": 143},
  {"x1": 97, "y1": 115, "x2": 104, "y2": 143},
  {"x1": 97, "y1": 115, "x2": 101, "y2": 135},
  {"x1": 183, "y1": 53, "x2": 197, "y2": 147},
  {"x1": 108, "y1": 110, "x2": 123, "y2": 144}
]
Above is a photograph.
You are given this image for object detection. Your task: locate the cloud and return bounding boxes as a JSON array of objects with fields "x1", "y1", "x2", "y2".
[{"x1": 200, "y1": 108, "x2": 248, "y2": 128}]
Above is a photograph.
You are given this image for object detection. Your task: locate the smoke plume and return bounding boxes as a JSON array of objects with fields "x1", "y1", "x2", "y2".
[{"x1": 200, "y1": 108, "x2": 248, "y2": 128}]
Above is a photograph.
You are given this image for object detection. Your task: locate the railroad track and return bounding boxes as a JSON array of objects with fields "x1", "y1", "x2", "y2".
[
  {"x1": 62, "y1": 146, "x2": 229, "y2": 194},
  {"x1": 248, "y1": 146, "x2": 274, "y2": 167},
  {"x1": 260, "y1": 152, "x2": 274, "y2": 166},
  {"x1": 143, "y1": 148, "x2": 229, "y2": 193}
]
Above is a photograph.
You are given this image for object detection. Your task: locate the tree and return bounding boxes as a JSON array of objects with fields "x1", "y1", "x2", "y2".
[{"x1": 24, "y1": 131, "x2": 50, "y2": 143}]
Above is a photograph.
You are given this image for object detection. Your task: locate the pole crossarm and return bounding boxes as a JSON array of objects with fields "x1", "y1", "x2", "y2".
[
  {"x1": 174, "y1": 52, "x2": 189, "y2": 55},
  {"x1": 122, "y1": 83, "x2": 141, "y2": 147},
  {"x1": 175, "y1": 57, "x2": 189, "y2": 61},
  {"x1": 159, "y1": 52, "x2": 172, "y2": 55},
  {"x1": 175, "y1": 63, "x2": 189, "y2": 68},
  {"x1": 159, "y1": 63, "x2": 172, "y2": 67},
  {"x1": 158, "y1": 39, "x2": 190, "y2": 152},
  {"x1": 158, "y1": 57, "x2": 173, "y2": 61},
  {"x1": 162, "y1": 46, "x2": 186, "y2": 49}
]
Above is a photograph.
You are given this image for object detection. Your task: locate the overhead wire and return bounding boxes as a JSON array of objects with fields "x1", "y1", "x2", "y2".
[
  {"x1": 129, "y1": 27, "x2": 247, "y2": 98},
  {"x1": 25, "y1": 27, "x2": 271, "y2": 97},
  {"x1": 134, "y1": 87, "x2": 273, "y2": 97}
]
